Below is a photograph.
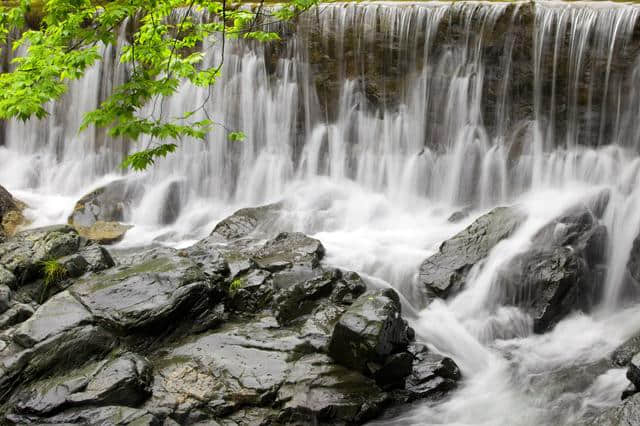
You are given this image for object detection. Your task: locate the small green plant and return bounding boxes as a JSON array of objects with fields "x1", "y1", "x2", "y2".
[
  {"x1": 40, "y1": 259, "x2": 67, "y2": 303},
  {"x1": 229, "y1": 278, "x2": 244, "y2": 296}
]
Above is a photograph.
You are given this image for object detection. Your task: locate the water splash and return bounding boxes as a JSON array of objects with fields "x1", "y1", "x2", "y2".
[{"x1": 3, "y1": 2, "x2": 640, "y2": 424}]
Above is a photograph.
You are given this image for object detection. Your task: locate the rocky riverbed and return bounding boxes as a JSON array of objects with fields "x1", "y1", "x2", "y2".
[
  {"x1": 0, "y1": 185, "x2": 463, "y2": 425},
  {"x1": 2, "y1": 178, "x2": 640, "y2": 425}
]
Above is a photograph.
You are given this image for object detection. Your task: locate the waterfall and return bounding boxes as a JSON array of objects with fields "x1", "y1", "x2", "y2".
[{"x1": 4, "y1": 2, "x2": 640, "y2": 424}]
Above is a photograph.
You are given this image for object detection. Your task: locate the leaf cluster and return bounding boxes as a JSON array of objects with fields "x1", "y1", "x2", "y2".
[{"x1": 0, "y1": 0, "x2": 317, "y2": 169}]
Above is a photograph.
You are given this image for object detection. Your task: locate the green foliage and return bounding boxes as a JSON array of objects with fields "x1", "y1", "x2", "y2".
[
  {"x1": 228, "y1": 131, "x2": 245, "y2": 142},
  {"x1": 0, "y1": 0, "x2": 318, "y2": 169},
  {"x1": 40, "y1": 258, "x2": 67, "y2": 302},
  {"x1": 229, "y1": 277, "x2": 244, "y2": 296}
]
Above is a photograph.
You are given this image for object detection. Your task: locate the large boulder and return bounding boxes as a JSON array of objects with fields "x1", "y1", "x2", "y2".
[
  {"x1": 68, "y1": 179, "x2": 141, "y2": 244},
  {"x1": 68, "y1": 179, "x2": 141, "y2": 228},
  {"x1": 419, "y1": 206, "x2": 525, "y2": 300},
  {"x1": 0, "y1": 185, "x2": 26, "y2": 239},
  {"x1": 69, "y1": 247, "x2": 220, "y2": 332},
  {"x1": 211, "y1": 201, "x2": 284, "y2": 240},
  {"x1": 495, "y1": 205, "x2": 607, "y2": 332},
  {"x1": 328, "y1": 289, "x2": 414, "y2": 387}
]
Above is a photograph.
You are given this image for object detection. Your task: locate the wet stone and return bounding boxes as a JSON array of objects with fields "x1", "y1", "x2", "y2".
[
  {"x1": 12, "y1": 291, "x2": 92, "y2": 348},
  {"x1": 69, "y1": 248, "x2": 212, "y2": 331},
  {"x1": 419, "y1": 206, "x2": 525, "y2": 300},
  {"x1": 328, "y1": 289, "x2": 412, "y2": 378}
]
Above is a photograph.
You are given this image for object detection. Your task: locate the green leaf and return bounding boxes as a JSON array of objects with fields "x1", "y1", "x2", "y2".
[{"x1": 228, "y1": 131, "x2": 245, "y2": 142}]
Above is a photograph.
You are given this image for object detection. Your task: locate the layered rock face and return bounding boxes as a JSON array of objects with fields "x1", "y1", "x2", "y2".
[{"x1": 0, "y1": 206, "x2": 461, "y2": 425}]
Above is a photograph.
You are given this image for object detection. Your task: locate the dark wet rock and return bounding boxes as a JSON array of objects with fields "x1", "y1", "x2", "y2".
[
  {"x1": 0, "y1": 227, "x2": 445, "y2": 424},
  {"x1": 184, "y1": 236, "x2": 229, "y2": 280},
  {"x1": 623, "y1": 383, "x2": 638, "y2": 401},
  {"x1": 57, "y1": 245, "x2": 115, "y2": 280},
  {"x1": 0, "y1": 302, "x2": 34, "y2": 330},
  {"x1": 627, "y1": 353, "x2": 640, "y2": 391},
  {"x1": 66, "y1": 352, "x2": 152, "y2": 407},
  {"x1": 447, "y1": 207, "x2": 472, "y2": 223},
  {"x1": 0, "y1": 185, "x2": 26, "y2": 238},
  {"x1": 276, "y1": 353, "x2": 389, "y2": 424},
  {"x1": 11, "y1": 362, "x2": 93, "y2": 416},
  {"x1": 68, "y1": 179, "x2": 141, "y2": 228},
  {"x1": 273, "y1": 269, "x2": 340, "y2": 325},
  {"x1": 622, "y1": 230, "x2": 640, "y2": 301},
  {"x1": 211, "y1": 202, "x2": 283, "y2": 240},
  {"x1": 0, "y1": 265, "x2": 16, "y2": 288},
  {"x1": 0, "y1": 284, "x2": 11, "y2": 313},
  {"x1": 228, "y1": 269, "x2": 274, "y2": 313},
  {"x1": 374, "y1": 352, "x2": 414, "y2": 390},
  {"x1": 330, "y1": 271, "x2": 367, "y2": 305},
  {"x1": 70, "y1": 247, "x2": 215, "y2": 332},
  {"x1": 495, "y1": 205, "x2": 607, "y2": 332},
  {"x1": 8, "y1": 405, "x2": 157, "y2": 425},
  {"x1": 12, "y1": 291, "x2": 92, "y2": 348},
  {"x1": 419, "y1": 206, "x2": 525, "y2": 299},
  {"x1": 0, "y1": 324, "x2": 116, "y2": 403},
  {"x1": 582, "y1": 392, "x2": 640, "y2": 425},
  {"x1": 612, "y1": 334, "x2": 640, "y2": 367},
  {"x1": 76, "y1": 244, "x2": 115, "y2": 272},
  {"x1": 223, "y1": 251, "x2": 258, "y2": 278},
  {"x1": 160, "y1": 180, "x2": 184, "y2": 225},
  {"x1": 8, "y1": 353, "x2": 150, "y2": 419},
  {"x1": 627, "y1": 235, "x2": 640, "y2": 285},
  {"x1": 0, "y1": 225, "x2": 81, "y2": 287},
  {"x1": 222, "y1": 407, "x2": 278, "y2": 425},
  {"x1": 251, "y1": 232, "x2": 325, "y2": 271},
  {"x1": 328, "y1": 289, "x2": 413, "y2": 384},
  {"x1": 498, "y1": 247, "x2": 591, "y2": 333},
  {"x1": 148, "y1": 318, "x2": 303, "y2": 419},
  {"x1": 297, "y1": 301, "x2": 346, "y2": 352},
  {"x1": 398, "y1": 344, "x2": 461, "y2": 401}
]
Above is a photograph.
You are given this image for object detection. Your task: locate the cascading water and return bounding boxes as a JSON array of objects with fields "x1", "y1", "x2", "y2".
[{"x1": 3, "y1": 1, "x2": 640, "y2": 424}]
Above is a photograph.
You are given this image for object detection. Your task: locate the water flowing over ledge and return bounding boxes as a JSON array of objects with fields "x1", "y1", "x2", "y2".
[{"x1": 4, "y1": 2, "x2": 640, "y2": 424}]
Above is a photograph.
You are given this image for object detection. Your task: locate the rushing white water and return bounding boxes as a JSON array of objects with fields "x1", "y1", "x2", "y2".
[{"x1": 3, "y1": 1, "x2": 640, "y2": 424}]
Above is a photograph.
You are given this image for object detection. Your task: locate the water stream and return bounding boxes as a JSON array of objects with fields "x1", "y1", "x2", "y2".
[{"x1": 3, "y1": 1, "x2": 640, "y2": 424}]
